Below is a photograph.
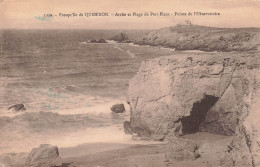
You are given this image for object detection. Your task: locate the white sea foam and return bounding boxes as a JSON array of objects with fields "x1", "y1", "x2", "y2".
[
  {"x1": 56, "y1": 97, "x2": 129, "y2": 115},
  {"x1": 113, "y1": 44, "x2": 136, "y2": 58},
  {"x1": 184, "y1": 50, "x2": 207, "y2": 53},
  {"x1": 113, "y1": 45, "x2": 124, "y2": 51},
  {"x1": 0, "y1": 95, "x2": 131, "y2": 154},
  {"x1": 0, "y1": 124, "x2": 162, "y2": 154},
  {"x1": 159, "y1": 47, "x2": 176, "y2": 51},
  {"x1": 80, "y1": 41, "x2": 88, "y2": 44},
  {"x1": 126, "y1": 42, "x2": 176, "y2": 52},
  {"x1": 126, "y1": 50, "x2": 136, "y2": 58},
  {"x1": 0, "y1": 85, "x2": 128, "y2": 118},
  {"x1": 106, "y1": 40, "x2": 117, "y2": 44}
]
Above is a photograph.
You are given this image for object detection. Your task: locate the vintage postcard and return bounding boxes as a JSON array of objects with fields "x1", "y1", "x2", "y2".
[{"x1": 0, "y1": 0, "x2": 259, "y2": 166}]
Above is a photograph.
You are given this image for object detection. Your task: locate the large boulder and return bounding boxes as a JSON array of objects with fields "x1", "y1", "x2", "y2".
[
  {"x1": 127, "y1": 52, "x2": 259, "y2": 166},
  {"x1": 8, "y1": 104, "x2": 26, "y2": 112},
  {"x1": 111, "y1": 104, "x2": 125, "y2": 113},
  {"x1": 25, "y1": 144, "x2": 62, "y2": 167}
]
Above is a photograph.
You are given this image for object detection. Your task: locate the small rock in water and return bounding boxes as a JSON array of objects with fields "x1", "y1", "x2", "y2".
[
  {"x1": 109, "y1": 33, "x2": 130, "y2": 43},
  {"x1": 25, "y1": 144, "x2": 63, "y2": 167},
  {"x1": 111, "y1": 104, "x2": 125, "y2": 113},
  {"x1": 97, "y1": 39, "x2": 107, "y2": 43},
  {"x1": 8, "y1": 104, "x2": 26, "y2": 112},
  {"x1": 89, "y1": 39, "x2": 107, "y2": 43},
  {"x1": 90, "y1": 39, "x2": 97, "y2": 43}
]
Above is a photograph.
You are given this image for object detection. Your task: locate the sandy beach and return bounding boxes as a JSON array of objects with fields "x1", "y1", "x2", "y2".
[{"x1": 60, "y1": 142, "x2": 167, "y2": 167}]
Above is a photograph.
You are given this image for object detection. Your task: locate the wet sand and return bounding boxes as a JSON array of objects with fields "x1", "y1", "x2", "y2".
[
  {"x1": 60, "y1": 143, "x2": 167, "y2": 167},
  {"x1": 59, "y1": 132, "x2": 231, "y2": 167}
]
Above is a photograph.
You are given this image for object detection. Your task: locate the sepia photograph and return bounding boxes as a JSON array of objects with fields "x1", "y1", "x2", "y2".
[{"x1": 0, "y1": 0, "x2": 260, "y2": 166}]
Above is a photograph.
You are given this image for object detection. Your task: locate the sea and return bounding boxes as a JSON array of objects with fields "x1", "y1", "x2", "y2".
[{"x1": 0, "y1": 29, "x2": 176, "y2": 154}]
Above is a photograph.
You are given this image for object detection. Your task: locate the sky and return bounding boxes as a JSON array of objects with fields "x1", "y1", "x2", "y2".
[{"x1": 0, "y1": 0, "x2": 260, "y2": 29}]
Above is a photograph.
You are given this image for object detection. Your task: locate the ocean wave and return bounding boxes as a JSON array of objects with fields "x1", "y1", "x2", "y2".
[
  {"x1": 159, "y1": 47, "x2": 176, "y2": 51},
  {"x1": 0, "y1": 108, "x2": 130, "y2": 154},
  {"x1": 55, "y1": 97, "x2": 129, "y2": 115},
  {"x1": 0, "y1": 77, "x2": 26, "y2": 89},
  {"x1": 114, "y1": 45, "x2": 124, "y2": 51},
  {"x1": 0, "y1": 111, "x2": 158, "y2": 155},
  {"x1": 126, "y1": 50, "x2": 136, "y2": 58},
  {"x1": 79, "y1": 41, "x2": 88, "y2": 44},
  {"x1": 0, "y1": 87, "x2": 129, "y2": 117},
  {"x1": 80, "y1": 40, "x2": 117, "y2": 45},
  {"x1": 184, "y1": 50, "x2": 209, "y2": 53},
  {"x1": 106, "y1": 40, "x2": 117, "y2": 44},
  {"x1": 113, "y1": 45, "x2": 136, "y2": 58},
  {"x1": 127, "y1": 42, "x2": 176, "y2": 52},
  {"x1": 50, "y1": 85, "x2": 77, "y2": 93}
]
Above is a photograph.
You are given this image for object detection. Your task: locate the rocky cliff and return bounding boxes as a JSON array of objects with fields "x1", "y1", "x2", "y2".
[
  {"x1": 127, "y1": 52, "x2": 260, "y2": 166},
  {"x1": 134, "y1": 24, "x2": 260, "y2": 52}
]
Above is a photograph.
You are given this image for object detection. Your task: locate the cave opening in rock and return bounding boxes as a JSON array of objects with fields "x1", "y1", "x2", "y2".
[{"x1": 181, "y1": 95, "x2": 219, "y2": 134}]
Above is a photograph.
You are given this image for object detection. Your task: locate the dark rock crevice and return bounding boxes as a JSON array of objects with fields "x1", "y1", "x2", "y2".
[
  {"x1": 180, "y1": 95, "x2": 219, "y2": 135},
  {"x1": 241, "y1": 126, "x2": 256, "y2": 167}
]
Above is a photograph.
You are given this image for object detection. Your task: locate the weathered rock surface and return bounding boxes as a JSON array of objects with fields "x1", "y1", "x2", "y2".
[
  {"x1": 97, "y1": 39, "x2": 107, "y2": 43},
  {"x1": 134, "y1": 24, "x2": 260, "y2": 52},
  {"x1": 89, "y1": 39, "x2": 107, "y2": 43},
  {"x1": 124, "y1": 121, "x2": 133, "y2": 134},
  {"x1": 127, "y1": 52, "x2": 259, "y2": 166},
  {"x1": 165, "y1": 138, "x2": 199, "y2": 162},
  {"x1": 196, "y1": 137, "x2": 245, "y2": 167},
  {"x1": 0, "y1": 145, "x2": 64, "y2": 167},
  {"x1": 25, "y1": 144, "x2": 62, "y2": 167},
  {"x1": 8, "y1": 104, "x2": 26, "y2": 112},
  {"x1": 111, "y1": 104, "x2": 125, "y2": 113},
  {"x1": 109, "y1": 33, "x2": 131, "y2": 43},
  {"x1": 89, "y1": 39, "x2": 97, "y2": 43}
]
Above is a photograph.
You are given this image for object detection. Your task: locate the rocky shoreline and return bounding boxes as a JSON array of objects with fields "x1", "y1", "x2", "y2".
[
  {"x1": 1, "y1": 25, "x2": 260, "y2": 167},
  {"x1": 133, "y1": 24, "x2": 260, "y2": 52},
  {"x1": 125, "y1": 52, "x2": 260, "y2": 166}
]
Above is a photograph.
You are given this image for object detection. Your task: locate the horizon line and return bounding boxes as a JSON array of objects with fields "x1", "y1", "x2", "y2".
[{"x1": 0, "y1": 24, "x2": 260, "y2": 30}]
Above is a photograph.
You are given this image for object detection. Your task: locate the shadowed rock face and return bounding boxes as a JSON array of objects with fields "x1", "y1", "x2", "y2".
[
  {"x1": 89, "y1": 39, "x2": 107, "y2": 43},
  {"x1": 127, "y1": 52, "x2": 259, "y2": 166},
  {"x1": 8, "y1": 104, "x2": 26, "y2": 112},
  {"x1": 97, "y1": 39, "x2": 107, "y2": 43},
  {"x1": 89, "y1": 39, "x2": 97, "y2": 43},
  {"x1": 124, "y1": 121, "x2": 133, "y2": 134},
  {"x1": 181, "y1": 95, "x2": 219, "y2": 134},
  {"x1": 109, "y1": 33, "x2": 130, "y2": 43}
]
